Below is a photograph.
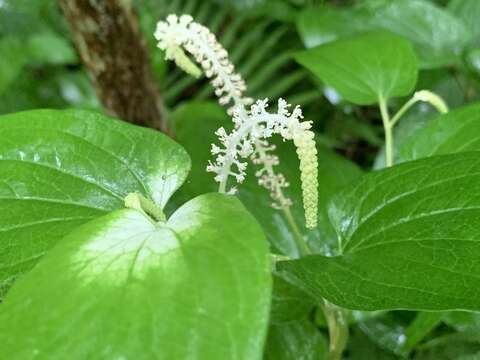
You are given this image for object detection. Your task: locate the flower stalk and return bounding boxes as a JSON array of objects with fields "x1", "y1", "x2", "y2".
[
  {"x1": 155, "y1": 14, "x2": 318, "y2": 228},
  {"x1": 379, "y1": 90, "x2": 449, "y2": 167}
]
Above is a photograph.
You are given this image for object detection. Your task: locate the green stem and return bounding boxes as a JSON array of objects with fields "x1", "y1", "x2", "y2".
[
  {"x1": 218, "y1": 181, "x2": 227, "y2": 194},
  {"x1": 390, "y1": 90, "x2": 448, "y2": 128},
  {"x1": 389, "y1": 96, "x2": 417, "y2": 128},
  {"x1": 282, "y1": 206, "x2": 311, "y2": 256},
  {"x1": 323, "y1": 301, "x2": 349, "y2": 360},
  {"x1": 281, "y1": 206, "x2": 349, "y2": 358},
  {"x1": 379, "y1": 95, "x2": 394, "y2": 167}
]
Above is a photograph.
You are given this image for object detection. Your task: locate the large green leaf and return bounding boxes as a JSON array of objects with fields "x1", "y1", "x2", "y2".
[
  {"x1": 0, "y1": 109, "x2": 190, "y2": 297},
  {"x1": 296, "y1": 1, "x2": 469, "y2": 69},
  {"x1": 296, "y1": 6, "x2": 371, "y2": 48},
  {"x1": 399, "y1": 103, "x2": 480, "y2": 162},
  {"x1": 278, "y1": 152, "x2": 480, "y2": 311},
  {"x1": 173, "y1": 101, "x2": 362, "y2": 257},
  {"x1": 370, "y1": 0, "x2": 470, "y2": 68},
  {"x1": 295, "y1": 31, "x2": 418, "y2": 105},
  {"x1": 449, "y1": 0, "x2": 480, "y2": 46},
  {"x1": 0, "y1": 193, "x2": 271, "y2": 359}
]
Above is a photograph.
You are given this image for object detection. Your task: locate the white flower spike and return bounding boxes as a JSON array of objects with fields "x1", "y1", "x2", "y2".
[
  {"x1": 154, "y1": 14, "x2": 252, "y2": 113},
  {"x1": 155, "y1": 14, "x2": 318, "y2": 228}
]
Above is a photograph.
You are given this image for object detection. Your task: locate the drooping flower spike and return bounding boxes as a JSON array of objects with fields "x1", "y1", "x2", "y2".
[{"x1": 155, "y1": 14, "x2": 318, "y2": 228}]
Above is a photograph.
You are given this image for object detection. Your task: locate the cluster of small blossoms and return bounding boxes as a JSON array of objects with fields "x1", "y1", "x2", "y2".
[
  {"x1": 155, "y1": 14, "x2": 318, "y2": 228},
  {"x1": 251, "y1": 141, "x2": 292, "y2": 209},
  {"x1": 206, "y1": 98, "x2": 318, "y2": 227},
  {"x1": 154, "y1": 14, "x2": 252, "y2": 114}
]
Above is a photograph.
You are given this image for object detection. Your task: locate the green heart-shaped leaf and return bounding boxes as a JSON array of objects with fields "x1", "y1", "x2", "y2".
[
  {"x1": 449, "y1": 0, "x2": 480, "y2": 45},
  {"x1": 295, "y1": 31, "x2": 418, "y2": 105},
  {"x1": 297, "y1": 1, "x2": 470, "y2": 69},
  {"x1": 370, "y1": 0, "x2": 470, "y2": 69},
  {"x1": 296, "y1": 6, "x2": 371, "y2": 48},
  {"x1": 0, "y1": 193, "x2": 271, "y2": 359},
  {"x1": 0, "y1": 109, "x2": 190, "y2": 296},
  {"x1": 279, "y1": 152, "x2": 480, "y2": 311}
]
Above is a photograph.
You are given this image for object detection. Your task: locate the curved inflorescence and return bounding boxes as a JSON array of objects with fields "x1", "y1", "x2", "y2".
[
  {"x1": 155, "y1": 14, "x2": 318, "y2": 228},
  {"x1": 154, "y1": 14, "x2": 252, "y2": 113}
]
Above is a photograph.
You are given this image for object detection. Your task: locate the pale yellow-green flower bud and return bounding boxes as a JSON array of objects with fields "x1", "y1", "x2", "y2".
[
  {"x1": 413, "y1": 90, "x2": 449, "y2": 114},
  {"x1": 169, "y1": 46, "x2": 202, "y2": 78}
]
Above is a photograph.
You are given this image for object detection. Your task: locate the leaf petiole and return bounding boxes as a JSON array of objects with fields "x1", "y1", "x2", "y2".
[
  {"x1": 124, "y1": 193, "x2": 166, "y2": 223},
  {"x1": 378, "y1": 95, "x2": 394, "y2": 167}
]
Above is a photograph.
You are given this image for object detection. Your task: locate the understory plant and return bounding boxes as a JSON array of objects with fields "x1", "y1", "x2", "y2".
[{"x1": 1, "y1": 1, "x2": 480, "y2": 359}]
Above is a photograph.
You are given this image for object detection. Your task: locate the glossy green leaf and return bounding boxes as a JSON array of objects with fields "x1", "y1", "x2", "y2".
[
  {"x1": 370, "y1": 0, "x2": 470, "y2": 68},
  {"x1": 295, "y1": 31, "x2": 418, "y2": 105},
  {"x1": 279, "y1": 152, "x2": 480, "y2": 311},
  {"x1": 0, "y1": 193, "x2": 272, "y2": 359},
  {"x1": 297, "y1": 6, "x2": 371, "y2": 48},
  {"x1": 264, "y1": 319, "x2": 327, "y2": 360},
  {"x1": 448, "y1": 0, "x2": 480, "y2": 45},
  {"x1": 296, "y1": 1, "x2": 470, "y2": 69},
  {"x1": 173, "y1": 101, "x2": 362, "y2": 257},
  {"x1": 399, "y1": 103, "x2": 480, "y2": 162},
  {"x1": 0, "y1": 109, "x2": 190, "y2": 297}
]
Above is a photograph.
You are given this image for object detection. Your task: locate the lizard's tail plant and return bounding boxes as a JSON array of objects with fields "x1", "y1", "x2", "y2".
[{"x1": 155, "y1": 14, "x2": 318, "y2": 231}]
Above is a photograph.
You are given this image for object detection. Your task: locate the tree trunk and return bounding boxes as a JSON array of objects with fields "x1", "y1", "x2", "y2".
[{"x1": 59, "y1": 0, "x2": 170, "y2": 134}]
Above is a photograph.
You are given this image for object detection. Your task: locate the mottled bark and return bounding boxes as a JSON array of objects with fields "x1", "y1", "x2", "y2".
[{"x1": 59, "y1": 0, "x2": 170, "y2": 134}]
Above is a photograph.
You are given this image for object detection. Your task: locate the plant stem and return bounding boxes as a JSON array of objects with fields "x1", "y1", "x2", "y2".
[
  {"x1": 218, "y1": 181, "x2": 227, "y2": 194},
  {"x1": 281, "y1": 207, "x2": 349, "y2": 358},
  {"x1": 389, "y1": 96, "x2": 417, "y2": 128},
  {"x1": 323, "y1": 301, "x2": 349, "y2": 360},
  {"x1": 389, "y1": 90, "x2": 449, "y2": 128},
  {"x1": 282, "y1": 206, "x2": 311, "y2": 256},
  {"x1": 378, "y1": 95, "x2": 394, "y2": 167}
]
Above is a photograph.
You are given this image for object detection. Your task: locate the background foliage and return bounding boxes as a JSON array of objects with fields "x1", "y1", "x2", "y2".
[{"x1": 2, "y1": 0, "x2": 480, "y2": 359}]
